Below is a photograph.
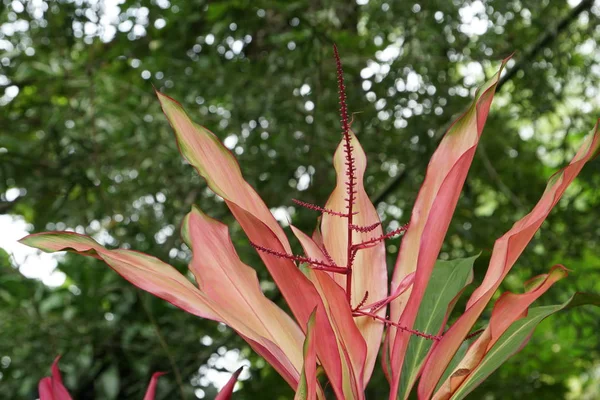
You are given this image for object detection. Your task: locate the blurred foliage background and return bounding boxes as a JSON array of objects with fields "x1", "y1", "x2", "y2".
[{"x1": 1, "y1": 0, "x2": 600, "y2": 398}]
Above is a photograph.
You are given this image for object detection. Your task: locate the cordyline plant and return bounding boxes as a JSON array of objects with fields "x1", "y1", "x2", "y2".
[{"x1": 21, "y1": 47, "x2": 600, "y2": 399}]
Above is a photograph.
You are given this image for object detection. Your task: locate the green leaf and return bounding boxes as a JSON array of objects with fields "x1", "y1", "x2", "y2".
[
  {"x1": 294, "y1": 308, "x2": 318, "y2": 400},
  {"x1": 398, "y1": 256, "x2": 476, "y2": 399},
  {"x1": 450, "y1": 292, "x2": 600, "y2": 400}
]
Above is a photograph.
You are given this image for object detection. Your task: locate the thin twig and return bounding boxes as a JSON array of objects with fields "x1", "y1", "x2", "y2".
[
  {"x1": 139, "y1": 293, "x2": 186, "y2": 400},
  {"x1": 478, "y1": 143, "x2": 524, "y2": 209}
]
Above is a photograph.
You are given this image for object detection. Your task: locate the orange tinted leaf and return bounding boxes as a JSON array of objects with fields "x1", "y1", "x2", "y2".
[
  {"x1": 21, "y1": 227, "x2": 303, "y2": 388},
  {"x1": 157, "y1": 93, "x2": 345, "y2": 394},
  {"x1": 20, "y1": 232, "x2": 220, "y2": 320},
  {"x1": 156, "y1": 91, "x2": 290, "y2": 252},
  {"x1": 182, "y1": 206, "x2": 304, "y2": 386}
]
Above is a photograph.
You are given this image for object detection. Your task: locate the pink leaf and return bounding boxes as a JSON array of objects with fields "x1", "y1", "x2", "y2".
[
  {"x1": 143, "y1": 372, "x2": 166, "y2": 400},
  {"x1": 20, "y1": 226, "x2": 303, "y2": 389},
  {"x1": 156, "y1": 91, "x2": 290, "y2": 253},
  {"x1": 20, "y1": 232, "x2": 220, "y2": 320},
  {"x1": 294, "y1": 309, "x2": 319, "y2": 400},
  {"x1": 157, "y1": 92, "x2": 357, "y2": 398},
  {"x1": 182, "y1": 206, "x2": 304, "y2": 386},
  {"x1": 432, "y1": 265, "x2": 568, "y2": 399},
  {"x1": 39, "y1": 356, "x2": 73, "y2": 400}
]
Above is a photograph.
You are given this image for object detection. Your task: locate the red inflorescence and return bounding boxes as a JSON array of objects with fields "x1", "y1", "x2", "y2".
[
  {"x1": 291, "y1": 199, "x2": 355, "y2": 217},
  {"x1": 353, "y1": 310, "x2": 441, "y2": 341},
  {"x1": 352, "y1": 291, "x2": 370, "y2": 312},
  {"x1": 333, "y1": 44, "x2": 359, "y2": 304},
  {"x1": 250, "y1": 242, "x2": 349, "y2": 274},
  {"x1": 349, "y1": 222, "x2": 382, "y2": 233},
  {"x1": 247, "y1": 47, "x2": 438, "y2": 341},
  {"x1": 352, "y1": 224, "x2": 409, "y2": 250}
]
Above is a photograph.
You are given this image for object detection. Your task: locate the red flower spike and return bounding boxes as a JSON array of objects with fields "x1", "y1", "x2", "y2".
[
  {"x1": 352, "y1": 291, "x2": 370, "y2": 312},
  {"x1": 292, "y1": 198, "x2": 356, "y2": 217},
  {"x1": 352, "y1": 310, "x2": 440, "y2": 341},
  {"x1": 319, "y1": 241, "x2": 337, "y2": 267},
  {"x1": 464, "y1": 328, "x2": 485, "y2": 341},
  {"x1": 250, "y1": 242, "x2": 349, "y2": 274},
  {"x1": 333, "y1": 44, "x2": 358, "y2": 302},
  {"x1": 351, "y1": 225, "x2": 409, "y2": 250},
  {"x1": 350, "y1": 222, "x2": 382, "y2": 233},
  {"x1": 361, "y1": 272, "x2": 415, "y2": 314}
]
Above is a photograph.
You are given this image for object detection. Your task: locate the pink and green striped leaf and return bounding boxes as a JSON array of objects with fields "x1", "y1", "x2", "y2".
[
  {"x1": 418, "y1": 120, "x2": 600, "y2": 399},
  {"x1": 432, "y1": 265, "x2": 568, "y2": 399},
  {"x1": 387, "y1": 57, "x2": 510, "y2": 397},
  {"x1": 447, "y1": 291, "x2": 600, "y2": 400},
  {"x1": 397, "y1": 256, "x2": 476, "y2": 399}
]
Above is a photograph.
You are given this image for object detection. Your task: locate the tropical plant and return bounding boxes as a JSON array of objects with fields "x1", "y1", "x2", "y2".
[{"x1": 20, "y1": 48, "x2": 600, "y2": 399}]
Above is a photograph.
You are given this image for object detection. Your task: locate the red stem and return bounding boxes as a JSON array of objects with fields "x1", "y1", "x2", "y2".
[{"x1": 333, "y1": 44, "x2": 356, "y2": 305}]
